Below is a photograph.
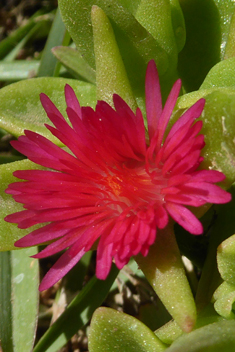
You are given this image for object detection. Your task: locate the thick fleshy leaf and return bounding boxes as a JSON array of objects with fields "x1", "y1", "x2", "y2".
[
  {"x1": 217, "y1": 234, "x2": 235, "y2": 285},
  {"x1": 155, "y1": 303, "x2": 224, "y2": 345},
  {"x1": 164, "y1": 320, "x2": 235, "y2": 352},
  {"x1": 0, "y1": 159, "x2": 45, "y2": 251},
  {"x1": 175, "y1": 87, "x2": 232, "y2": 110},
  {"x1": 175, "y1": 89, "x2": 235, "y2": 186},
  {"x1": 135, "y1": 225, "x2": 197, "y2": 333},
  {"x1": 169, "y1": 0, "x2": 186, "y2": 53},
  {"x1": 111, "y1": 0, "x2": 185, "y2": 53},
  {"x1": 178, "y1": 0, "x2": 235, "y2": 92},
  {"x1": 224, "y1": 9, "x2": 235, "y2": 58},
  {"x1": 215, "y1": 0, "x2": 235, "y2": 59},
  {"x1": 0, "y1": 78, "x2": 96, "y2": 143},
  {"x1": 52, "y1": 46, "x2": 96, "y2": 83},
  {"x1": 135, "y1": 0, "x2": 178, "y2": 77},
  {"x1": 58, "y1": 0, "x2": 168, "y2": 70},
  {"x1": 200, "y1": 57, "x2": 235, "y2": 90},
  {"x1": 195, "y1": 185, "x2": 235, "y2": 311},
  {"x1": 213, "y1": 281, "x2": 235, "y2": 319},
  {"x1": 199, "y1": 90, "x2": 235, "y2": 186},
  {"x1": 89, "y1": 307, "x2": 166, "y2": 352},
  {"x1": 58, "y1": 0, "x2": 169, "y2": 101},
  {"x1": 134, "y1": 0, "x2": 183, "y2": 98},
  {"x1": 91, "y1": 5, "x2": 137, "y2": 109},
  {"x1": 155, "y1": 320, "x2": 183, "y2": 346},
  {"x1": 0, "y1": 247, "x2": 39, "y2": 352},
  {"x1": 176, "y1": 56, "x2": 235, "y2": 110},
  {"x1": 33, "y1": 265, "x2": 119, "y2": 352}
]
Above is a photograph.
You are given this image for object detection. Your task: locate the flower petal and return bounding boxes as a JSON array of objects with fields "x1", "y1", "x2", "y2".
[
  {"x1": 145, "y1": 60, "x2": 162, "y2": 141},
  {"x1": 39, "y1": 247, "x2": 86, "y2": 291},
  {"x1": 165, "y1": 202, "x2": 203, "y2": 235}
]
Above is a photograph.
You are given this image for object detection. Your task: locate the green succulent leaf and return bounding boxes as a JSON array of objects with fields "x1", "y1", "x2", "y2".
[
  {"x1": 0, "y1": 159, "x2": 45, "y2": 251},
  {"x1": 217, "y1": 234, "x2": 235, "y2": 285},
  {"x1": 0, "y1": 78, "x2": 96, "y2": 143},
  {"x1": 199, "y1": 90, "x2": 235, "y2": 186},
  {"x1": 213, "y1": 281, "x2": 235, "y2": 319},
  {"x1": 176, "y1": 88, "x2": 235, "y2": 186},
  {"x1": 215, "y1": 0, "x2": 235, "y2": 59},
  {"x1": 91, "y1": 5, "x2": 137, "y2": 109},
  {"x1": 224, "y1": 10, "x2": 235, "y2": 59},
  {"x1": 195, "y1": 185, "x2": 235, "y2": 310},
  {"x1": 165, "y1": 320, "x2": 235, "y2": 352},
  {"x1": 177, "y1": 56, "x2": 235, "y2": 109},
  {"x1": 169, "y1": 0, "x2": 186, "y2": 53},
  {"x1": 200, "y1": 57, "x2": 235, "y2": 90},
  {"x1": 52, "y1": 46, "x2": 96, "y2": 83},
  {"x1": 178, "y1": 0, "x2": 235, "y2": 92},
  {"x1": 155, "y1": 304, "x2": 223, "y2": 345},
  {"x1": 58, "y1": 0, "x2": 169, "y2": 101},
  {"x1": 134, "y1": 0, "x2": 178, "y2": 76},
  {"x1": 58, "y1": 0, "x2": 168, "y2": 70},
  {"x1": 89, "y1": 307, "x2": 167, "y2": 352}
]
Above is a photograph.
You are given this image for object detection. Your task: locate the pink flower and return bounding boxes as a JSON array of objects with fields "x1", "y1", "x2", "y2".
[{"x1": 5, "y1": 60, "x2": 231, "y2": 291}]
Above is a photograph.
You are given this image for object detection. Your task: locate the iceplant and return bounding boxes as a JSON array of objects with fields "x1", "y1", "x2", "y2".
[{"x1": 5, "y1": 60, "x2": 231, "y2": 292}]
